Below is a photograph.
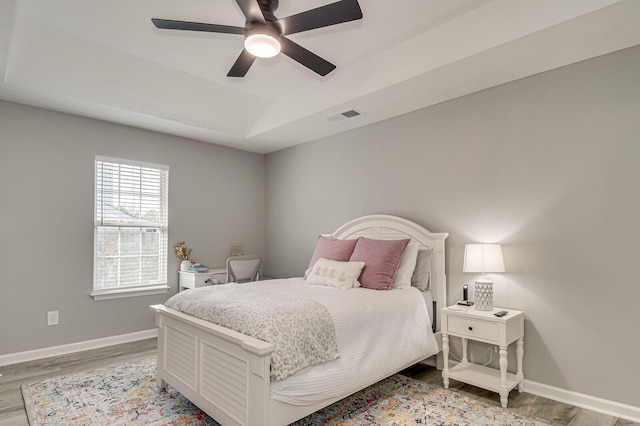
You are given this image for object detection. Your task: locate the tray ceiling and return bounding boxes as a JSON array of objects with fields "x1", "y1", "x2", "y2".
[{"x1": 1, "y1": 0, "x2": 639, "y2": 153}]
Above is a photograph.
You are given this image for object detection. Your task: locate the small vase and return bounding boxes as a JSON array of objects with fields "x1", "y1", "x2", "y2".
[{"x1": 180, "y1": 260, "x2": 192, "y2": 272}]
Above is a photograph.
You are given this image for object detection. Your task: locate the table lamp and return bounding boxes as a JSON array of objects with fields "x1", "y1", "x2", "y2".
[{"x1": 463, "y1": 243, "x2": 505, "y2": 311}]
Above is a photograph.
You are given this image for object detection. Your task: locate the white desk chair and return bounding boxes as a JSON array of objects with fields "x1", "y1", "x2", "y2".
[{"x1": 226, "y1": 255, "x2": 262, "y2": 283}]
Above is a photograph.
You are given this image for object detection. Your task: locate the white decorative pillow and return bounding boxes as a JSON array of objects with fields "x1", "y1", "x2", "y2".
[
  {"x1": 306, "y1": 258, "x2": 365, "y2": 290},
  {"x1": 392, "y1": 242, "x2": 419, "y2": 289}
]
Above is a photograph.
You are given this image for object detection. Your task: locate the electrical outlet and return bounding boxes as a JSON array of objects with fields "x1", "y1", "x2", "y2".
[{"x1": 47, "y1": 311, "x2": 59, "y2": 326}]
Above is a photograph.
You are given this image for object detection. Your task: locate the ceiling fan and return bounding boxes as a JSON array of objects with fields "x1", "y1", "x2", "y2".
[{"x1": 151, "y1": 0, "x2": 363, "y2": 78}]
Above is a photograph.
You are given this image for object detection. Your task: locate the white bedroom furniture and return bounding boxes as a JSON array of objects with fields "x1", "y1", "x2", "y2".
[
  {"x1": 441, "y1": 305, "x2": 524, "y2": 408},
  {"x1": 462, "y1": 243, "x2": 505, "y2": 311},
  {"x1": 178, "y1": 268, "x2": 227, "y2": 291},
  {"x1": 151, "y1": 214, "x2": 448, "y2": 426}
]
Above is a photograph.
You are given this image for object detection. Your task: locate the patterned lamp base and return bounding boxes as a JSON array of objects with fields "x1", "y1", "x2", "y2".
[{"x1": 475, "y1": 281, "x2": 493, "y2": 311}]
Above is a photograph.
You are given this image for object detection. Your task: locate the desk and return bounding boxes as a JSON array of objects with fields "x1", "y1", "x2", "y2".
[{"x1": 178, "y1": 268, "x2": 227, "y2": 291}]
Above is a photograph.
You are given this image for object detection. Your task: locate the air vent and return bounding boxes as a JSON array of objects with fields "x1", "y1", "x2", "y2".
[{"x1": 325, "y1": 109, "x2": 363, "y2": 122}]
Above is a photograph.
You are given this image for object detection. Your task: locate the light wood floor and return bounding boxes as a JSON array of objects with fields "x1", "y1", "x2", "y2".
[
  {"x1": 0, "y1": 339, "x2": 157, "y2": 426},
  {"x1": 0, "y1": 339, "x2": 636, "y2": 426}
]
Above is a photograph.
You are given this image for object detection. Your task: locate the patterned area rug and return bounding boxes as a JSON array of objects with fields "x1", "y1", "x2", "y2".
[{"x1": 22, "y1": 357, "x2": 549, "y2": 425}]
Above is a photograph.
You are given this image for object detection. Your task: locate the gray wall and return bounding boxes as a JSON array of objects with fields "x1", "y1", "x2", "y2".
[
  {"x1": 0, "y1": 101, "x2": 264, "y2": 355},
  {"x1": 265, "y1": 45, "x2": 640, "y2": 407}
]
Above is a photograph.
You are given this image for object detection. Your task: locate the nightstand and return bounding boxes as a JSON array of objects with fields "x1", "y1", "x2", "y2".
[
  {"x1": 178, "y1": 268, "x2": 227, "y2": 291},
  {"x1": 441, "y1": 305, "x2": 524, "y2": 408}
]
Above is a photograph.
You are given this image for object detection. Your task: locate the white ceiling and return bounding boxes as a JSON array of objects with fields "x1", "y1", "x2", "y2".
[{"x1": 1, "y1": 0, "x2": 639, "y2": 154}]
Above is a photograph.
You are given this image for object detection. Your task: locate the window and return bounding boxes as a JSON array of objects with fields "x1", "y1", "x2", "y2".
[{"x1": 92, "y1": 156, "x2": 169, "y2": 300}]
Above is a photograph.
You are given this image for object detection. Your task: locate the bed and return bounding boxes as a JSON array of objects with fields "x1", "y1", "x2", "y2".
[{"x1": 150, "y1": 214, "x2": 448, "y2": 426}]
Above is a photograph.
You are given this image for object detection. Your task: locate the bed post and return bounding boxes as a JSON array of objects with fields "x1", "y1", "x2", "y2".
[
  {"x1": 248, "y1": 352, "x2": 272, "y2": 424},
  {"x1": 152, "y1": 305, "x2": 167, "y2": 391},
  {"x1": 430, "y1": 234, "x2": 448, "y2": 330}
]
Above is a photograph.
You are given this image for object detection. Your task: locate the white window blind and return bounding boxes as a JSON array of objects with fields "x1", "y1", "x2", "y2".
[{"x1": 93, "y1": 156, "x2": 169, "y2": 293}]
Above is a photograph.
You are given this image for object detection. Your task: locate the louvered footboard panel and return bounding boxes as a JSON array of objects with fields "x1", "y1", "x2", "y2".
[
  {"x1": 201, "y1": 342, "x2": 249, "y2": 424},
  {"x1": 165, "y1": 325, "x2": 197, "y2": 391}
]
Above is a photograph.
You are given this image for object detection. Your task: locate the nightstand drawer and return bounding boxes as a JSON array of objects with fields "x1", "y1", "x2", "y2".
[
  {"x1": 448, "y1": 316, "x2": 499, "y2": 342},
  {"x1": 178, "y1": 268, "x2": 227, "y2": 292}
]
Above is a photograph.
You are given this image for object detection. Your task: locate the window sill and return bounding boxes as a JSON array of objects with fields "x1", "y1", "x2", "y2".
[{"x1": 91, "y1": 285, "x2": 170, "y2": 301}]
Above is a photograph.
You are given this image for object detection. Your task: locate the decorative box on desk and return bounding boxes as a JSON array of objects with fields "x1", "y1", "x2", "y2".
[
  {"x1": 178, "y1": 268, "x2": 227, "y2": 291},
  {"x1": 441, "y1": 305, "x2": 524, "y2": 408}
]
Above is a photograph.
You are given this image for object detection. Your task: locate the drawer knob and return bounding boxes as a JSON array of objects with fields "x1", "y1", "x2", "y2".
[{"x1": 468, "y1": 326, "x2": 473, "y2": 331}]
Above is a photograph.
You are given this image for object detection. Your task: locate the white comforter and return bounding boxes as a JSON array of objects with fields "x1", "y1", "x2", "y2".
[{"x1": 259, "y1": 278, "x2": 439, "y2": 405}]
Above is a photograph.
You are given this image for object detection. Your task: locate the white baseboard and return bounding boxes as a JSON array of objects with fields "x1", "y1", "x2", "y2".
[
  {"x1": 524, "y1": 379, "x2": 640, "y2": 423},
  {"x1": 0, "y1": 329, "x2": 157, "y2": 367}
]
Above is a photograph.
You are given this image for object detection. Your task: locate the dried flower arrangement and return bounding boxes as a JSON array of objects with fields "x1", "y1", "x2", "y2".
[{"x1": 175, "y1": 242, "x2": 192, "y2": 260}]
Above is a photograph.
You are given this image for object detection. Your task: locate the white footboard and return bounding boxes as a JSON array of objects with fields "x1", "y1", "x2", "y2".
[
  {"x1": 151, "y1": 304, "x2": 429, "y2": 426},
  {"x1": 151, "y1": 304, "x2": 275, "y2": 426}
]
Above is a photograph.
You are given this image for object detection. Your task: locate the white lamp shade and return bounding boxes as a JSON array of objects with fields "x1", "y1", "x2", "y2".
[{"x1": 463, "y1": 244, "x2": 505, "y2": 273}]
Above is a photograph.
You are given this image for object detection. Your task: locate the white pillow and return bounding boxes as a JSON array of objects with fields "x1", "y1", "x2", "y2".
[
  {"x1": 306, "y1": 258, "x2": 365, "y2": 290},
  {"x1": 392, "y1": 242, "x2": 419, "y2": 289},
  {"x1": 411, "y1": 248, "x2": 433, "y2": 291}
]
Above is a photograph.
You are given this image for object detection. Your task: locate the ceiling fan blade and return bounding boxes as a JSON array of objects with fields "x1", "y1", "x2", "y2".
[
  {"x1": 152, "y1": 18, "x2": 244, "y2": 35},
  {"x1": 227, "y1": 49, "x2": 257, "y2": 77},
  {"x1": 278, "y1": 0, "x2": 362, "y2": 36},
  {"x1": 280, "y1": 37, "x2": 336, "y2": 76},
  {"x1": 234, "y1": 0, "x2": 266, "y2": 23}
]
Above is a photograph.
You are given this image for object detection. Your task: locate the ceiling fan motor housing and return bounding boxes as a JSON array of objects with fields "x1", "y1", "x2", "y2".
[
  {"x1": 245, "y1": 21, "x2": 281, "y2": 38},
  {"x1": 258, "y1": 0, "x2": 279, "y2": 13},
  {"x1": 257, "y1": 0, "x2": 279, "y2": 22}
]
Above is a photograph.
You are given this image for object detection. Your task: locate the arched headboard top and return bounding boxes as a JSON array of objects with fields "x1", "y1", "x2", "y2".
[
  {"x1": 325, "y1": 214, "x2": 448, "y2": 327},
  {"x1": 330, "y1": 214, "x2": 448, "y2": 248}
]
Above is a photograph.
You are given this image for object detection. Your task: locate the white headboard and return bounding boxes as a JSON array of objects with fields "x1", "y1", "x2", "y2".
[{"x1": 326, "y1": 214, "x2": 448, "y2": 330}]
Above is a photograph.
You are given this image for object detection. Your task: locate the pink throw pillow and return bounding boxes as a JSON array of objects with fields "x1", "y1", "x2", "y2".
[
  {"x1": 306, "y1": 236, "x2": 359, "y2": 275},
  {"x1": 349, "y1": 237, "x2": 410, "y2": 290}
]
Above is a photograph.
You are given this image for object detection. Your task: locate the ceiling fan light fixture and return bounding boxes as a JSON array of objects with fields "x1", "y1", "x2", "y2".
[{"x1": 244, "y1": 31, "x2": 281, "y2": 58}]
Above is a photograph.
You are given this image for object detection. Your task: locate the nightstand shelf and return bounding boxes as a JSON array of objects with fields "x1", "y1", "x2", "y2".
[
  {"x1": 446, "y1": 362, "x2": 521, "y2": 395},
  {"x1": 441, "y1": 305, "x2": 525, "y2": 408}
]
